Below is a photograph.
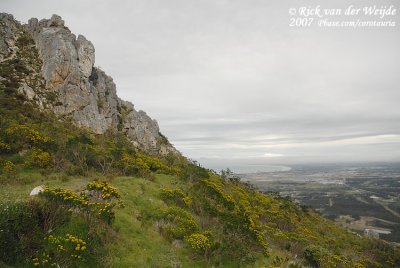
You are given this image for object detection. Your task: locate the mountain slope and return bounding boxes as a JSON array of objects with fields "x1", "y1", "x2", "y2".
[{"x1": 1, "y1": 13, "x2": 176, "y2": 155}]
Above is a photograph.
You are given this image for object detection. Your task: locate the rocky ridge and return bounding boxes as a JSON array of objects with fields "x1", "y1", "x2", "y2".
[{"x1": 0, "y1": 13, "x2": 176, "y2": 155}]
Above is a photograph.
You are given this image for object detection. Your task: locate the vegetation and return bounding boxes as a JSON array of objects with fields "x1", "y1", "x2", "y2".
[
  {"x1": 0, "y1": 25, "x2": 399, "y2": 268},
  {"x1": 0, "y1": 180, "x2": 115, "y2": 267}
]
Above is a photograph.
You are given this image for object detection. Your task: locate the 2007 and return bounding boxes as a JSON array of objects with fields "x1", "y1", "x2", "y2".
[{"x1": 289, "y1": 18, "x2": 314, "y2": 27}]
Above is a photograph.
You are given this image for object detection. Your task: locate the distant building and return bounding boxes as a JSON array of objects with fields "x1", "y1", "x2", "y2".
[{"x1": 364, "y1": 229, "x2": 379, "y2": 239}]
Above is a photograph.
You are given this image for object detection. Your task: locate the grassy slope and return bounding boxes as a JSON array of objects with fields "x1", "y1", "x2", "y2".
[
  {"x1": 3, "y1": 172, "x2": 398, "y2": 267},
  {"x1": 0, "y1": 173, "x2": 276, "y2": 267},
  {"x1": 0, "y1": 174, "x2": 207, "y2": 267},
  {"x1": 108, "y1": 175, "x2": 203, "y2": 268}
]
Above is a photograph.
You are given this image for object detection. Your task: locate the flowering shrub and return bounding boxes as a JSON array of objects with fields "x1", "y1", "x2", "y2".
[
  {"x1": 89, "y1": 202, "x2": 115, "y2": 221},
  {"x1": 32, "y1": 234, "x2": 88, "y2": 266},
  {"x1": 354, "y1": 263, "x2": 365, "y2": 268},
  {"x1": 160, "y1": 188, "x2": 192, "y2": 207},
  {"x1": 140, "y1": 153, "x2": 181, "y2": 175},
  {"x1": 118, "y1": 152, "x2": 137, "y2": 174},
  {"x1": 199, "y1": 179, "x2": 236, "y2": 210},
  {"x1": 161, "y1": 206, "x2": 199, "y2": 240},
  {"x1": 134, "y1": 155, "x2": 150, "y2": 171},
  {"x1": 39, "y1": 180, "x2": 122, "y2": 224},
  {"x1": 193, "y1": 177, "x2": 271, "y2": 257},
  {"x1": 0, "y1": 139, "x2": 11, "y2": 152},
  {"x1": 315, "y1": 254, "x2": 356, "y2": 268},
  {"x1": 303, "y1": 245, "x2": 330, "y2": 267},
  {"x1": 185, "y1": 233, "x2": 211, "y2": 251},
  {"x1": 5, "y1": 125, "x2": 51, "y2": 149},
  {"x1": 351, "y1": 259, "x2": 383, "y2": 268},
  {"x1": 86, "y1": 180, "x2": 121, "y2": 200},
  {"x1": 40, "y1": 187, "x2": 86, "y2": 207},
  {"x1": 118, "y1": 151, "x2": 180, "y2": 176},
  {"x1": 118, "y1": 152, "x2": 150, "y2": 175},
  {"x1": 1, "y1": 160, "x2": 16, "y2": 174},
  {"x1": 25, "y1": 148, "x2": 52, "y2": 169}
]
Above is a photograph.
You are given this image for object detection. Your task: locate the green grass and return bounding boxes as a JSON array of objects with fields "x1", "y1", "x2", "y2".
[
  {"x1": 0, "y1": 171, "x2": 88, "y2": 202},
  {"x1": 2, "y1": 172, "x2": 399, "y2": 267},
  {"x1": 106, "y1": 175, "x2": 206, "y2": 268},
  {"x1": 2, "y1": 172, "x2": 400, "y2": 267},
  {"x1": 0, "y1": 174, "x2": 207, "y2": 267}
]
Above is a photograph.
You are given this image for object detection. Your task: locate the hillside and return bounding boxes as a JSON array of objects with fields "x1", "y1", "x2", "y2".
[
  {"x1": 0, "y1": 13, "x2": 399, "y2": 268},
  {"x1": 1, "y1": 13, "x2": 176, "y2": 155}
]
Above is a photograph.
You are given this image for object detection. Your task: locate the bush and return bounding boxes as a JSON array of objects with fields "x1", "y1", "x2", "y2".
[
  {"x1": 1, "y1": 160, "x2": 16, "y2": 174},
  {"x1": 0, "y1": 138, "x2": 11, "y2": 153},
  {"x1": 0, "y1": 201, "x2": 43, "y2": 264},
  {"x1": 16, "y1": 34, "x2": 34, "y2": 47},
  {"x1": 0, "y1": 180, "x2": 121, "y2": 266},
  {"x1": 32, "y1": 233, "x2": 88, "y2": 267},
  {"x1": 303, "y1": 245, "x2": 330, "y2": 267},
  {"x1": 160, "y1": 206, "x2": 199, "y2": 241},
  {"x1": 185, "y1": 233, "x2": 211, "y2": 251},
  {"x1": 39, "y1": 180, "x2": 122, "y2": 224},
  {"x1": 25, "y1": 148, "x2": 52, "y2": 169},
  {"x1": 160, "y1": 188, "x2": 192, "y2": 207},
  {"x1": 4, "y1": 125, "x2": 51, "y2": 151}
]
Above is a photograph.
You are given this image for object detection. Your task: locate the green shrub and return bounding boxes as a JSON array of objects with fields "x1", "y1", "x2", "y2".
[
  {"x1": 0, "y1": 201, "x2": 43, "y2": 264},
  {"x1": 16, "y1": 34, "x2": 34, "y2": 47},
  {"x1": 303, "y1": 245, "x2": 330, "y2": 267},
  {"x1": 1, "y1": 160, "x2": 16, "y2": 174},
  {"x1": 0, "y1": 138, "x2": 11, "y2": 153},
  {"x1": 185, "y1": 233, "x2": 212, "y2": 251},
  {"x1": 39, "y1": 180, "x2": 122, "y2": 224},
  {"x1": 160, "y1": 206, "x2": 199, "y2": 241},
  {"x1": 32, "y1": 233, "x2": 88, "y2": 267},
  {"x1": 4, "y1": 125, "x2": 52, "y2": 151},
  {"x1": 160, "y1": 188, "x2": 192, "y2": 207},
  {"x1": 25, "y1": 148, "x2": 52, "y2": 169}
]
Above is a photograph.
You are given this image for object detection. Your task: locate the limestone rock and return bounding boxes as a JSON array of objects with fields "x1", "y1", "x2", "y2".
[
  {"x1": 0, "y1": 13, "x2": 19, "y2": 62},
  {"x1": 0, "y1": 13, "x2": 178, "y2": 155},
  {"x1": 76, "y1": 35, "x2": 95, "y2": 78},
  {"x1": 47, "y1": 14, "x2": 64, "y2": 27},
  {"x1": 30, "y1": 185, "x2": 44, "y2": 196},
  {"x1": 18, "y1": 83, "x2": 36, "y2": 100}
]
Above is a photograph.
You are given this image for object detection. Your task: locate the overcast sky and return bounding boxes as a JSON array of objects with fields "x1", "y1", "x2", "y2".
[{"x1": 2, "y1": 0, "x2": 400, "y2": 172}]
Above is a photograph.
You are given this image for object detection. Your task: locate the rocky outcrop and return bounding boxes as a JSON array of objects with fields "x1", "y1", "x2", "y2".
[
  {"x1": 0, "y1": 13, "x2": 20, "y2": 62},
  {"x1": 0, "y1": 13, "x2": 177, "y2": 155}
]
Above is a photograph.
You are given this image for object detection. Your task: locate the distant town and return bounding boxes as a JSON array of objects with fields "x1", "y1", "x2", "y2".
[{"x1": 240, "y1": 162, "x2": 400, "y2": 245}]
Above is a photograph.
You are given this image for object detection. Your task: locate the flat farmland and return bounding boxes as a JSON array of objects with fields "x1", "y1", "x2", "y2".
[{"x1": 240, "y1": 163, "x2": 400, "y2": 244}]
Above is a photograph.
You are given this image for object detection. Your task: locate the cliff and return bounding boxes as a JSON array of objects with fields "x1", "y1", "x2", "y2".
[{"x1": 0, "y1": 13, "x2": 177, "y2": 155}]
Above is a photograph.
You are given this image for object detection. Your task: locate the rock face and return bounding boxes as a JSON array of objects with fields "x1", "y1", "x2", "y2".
[
  {"x1": 0, "y1": 13, "x2": 177, "y2": 155},
  {"x1": 0, "y1": 13, "x2": 19, "y2": 62}
]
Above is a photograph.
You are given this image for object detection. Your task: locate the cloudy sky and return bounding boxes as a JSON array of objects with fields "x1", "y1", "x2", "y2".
[{"x1": 2, "y1": 0, "x2": 400, "y2": 171}]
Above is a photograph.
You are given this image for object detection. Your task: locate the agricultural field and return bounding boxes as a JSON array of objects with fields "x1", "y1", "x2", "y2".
[{"x1": 240, "y1": 163, "x2": 400, "y2": 244}]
